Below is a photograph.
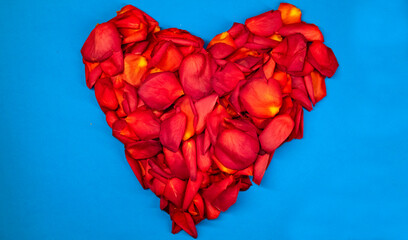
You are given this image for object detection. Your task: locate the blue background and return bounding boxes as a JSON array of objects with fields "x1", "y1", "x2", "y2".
[{"x1": 1, "y1": 0, "x2": 408, "y2": 239}]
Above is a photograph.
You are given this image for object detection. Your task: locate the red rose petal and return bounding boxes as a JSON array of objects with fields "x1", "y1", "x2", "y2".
[
  {"x1": 138, "y1": 72, "x2": 184, "y2": 110},
  {"x1": 307, "y1": 41, "x2": 339, "y2": 78},
  {"x1": 271, "y1": 33, "x2": 307, "y2": 72},
  {"x1": 182, "y1": 139, "x2": 197, "y2": 180},
  {"x1": 278, "y1": 23, "x2": 324, "y2": 42},
  {"x1": 245, "y1": 10, "x2": 282, "y2": 37},
  {"x1": 212, "y1": 62, "x2": 245, "y2": 96},
  {"x1": 259, "y1": 114, "x2": 295, "y2": 152},
  {"x1": 160, "y1": 112, "x2": 187, "y2": 152},
  {"x1": 126, "y1": 140, "x2": 162, "y2": 160}
]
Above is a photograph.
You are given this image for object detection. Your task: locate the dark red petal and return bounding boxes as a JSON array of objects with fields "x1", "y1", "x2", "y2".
[
  {"x1": 245, "y1": 10, "x2": 282, "y2": 37},
  {"x1": 170, "y1": 211, "x2": 197, "y2": 238},
  {"x1": 160, "y1": 112, "x2": 187, "y2": 152},
  {"x1": 94, "y1": 78, "x2": 118, "y2": 111},
  {"x1": 138, "y1": 72, "x2": 184, "y2": 110},
  {"x1": 259, "y1": 114, "x2": 294, "y2": 152},
  {"x1": 202, "y1": 175, "x2": 234, "y2": 202},
  {"x1": 271, "y1": 33, "x2": 307, "y2": 72},
  {"x1": 125, "y1": 140, "x2": 161, "y2": 160},
  {"x1": 204, "y1": 198, "x2": 221, "y2": 220},
  {"x1": 81, "y1": 22, "x2": 121, "y2": 62},
  {"x1": 278, "y1": 23, "x2": 324, "y2": 42},
  {"x1": 307, "y1": 41, "x2": 339, "y2": 78},
  {"x1": 125, "y1": 151, "x2": 146, "y2": 189},
  {"x1": 211, "y1": 62, "x2": 245, "y2": 96}
]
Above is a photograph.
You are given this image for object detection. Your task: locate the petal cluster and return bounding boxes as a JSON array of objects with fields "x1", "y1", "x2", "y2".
[{"x1": 81, "y1": 3, "x2": 338, "y2": 238}]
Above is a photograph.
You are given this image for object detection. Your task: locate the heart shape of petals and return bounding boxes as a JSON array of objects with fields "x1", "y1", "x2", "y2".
[{"x1": 81, "y1": 3, "x2": 339, "y2": 238}]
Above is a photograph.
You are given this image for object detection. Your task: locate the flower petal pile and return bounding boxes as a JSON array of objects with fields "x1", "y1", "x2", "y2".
[{"x1": 81, "y1": 3, "x2": 338, "y2": 238}]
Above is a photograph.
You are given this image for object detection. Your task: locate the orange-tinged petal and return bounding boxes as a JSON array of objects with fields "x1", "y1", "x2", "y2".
[
  {"x1": 125, "y1": 140, "x2": 161, "y2": 160},
  {"x1": 179, "y1": 53, "x2": 215, "y2": 100},
  {"x1": 125, "y1": 108, "x2": 161, "y2": 140},
  {"x1": 273, "y1": 70, "x2": 292, "y2": 94},
  {"x1": 263, "y1": 57, "x2": 276, "y2": 80},
  {"x1": 112, "y1": 119, "x2": 139, "y2": 144},
  {"x1": 239, "y1": 79, "x2": 282, "y2": 118},
  {"x1": 304, "y1": 74, "x2": 316, "y2": 105},
  {"x1": 310, "y1": 70, "x2": 327, "y2": 103},
  {"x1": 259, "y1": 114, "x2": 294, "y2": 152},
  {"x1": 83, "y1": 60, "x2": 102, "y2": 89},
  {"x1": 208, "y1": 32, "x2": 236, "y2": 49},
  {"x1": 138, "y1": 72, "x2": 184, "y2": 110},
  {"x1": 212, "y1": 155, "x2": 237, "y2": 174},
  {"x1": 81, "y1": 22, "x2": 121, "y2": 62},
  {"x1": 204, "y1": 198, "x2": 221, "y2": 220},
  {"x1": 175, "y1": 96, "x2": 196, "y2": 141},
  {"x1": 182, "y1": 138, "x2": 197, "y2": 180},
  {"x1": 227, "y1": 22, "x2": 250, "y2": 48},
  {"x1": 278, "y1": 3, "x2": 302, "y2": 25},
  {"x1": 245, "y1": 10, "x2": 282, "y2": 37},
  {"x1": 214, "y1": 128, "x2": 259, "y2": 170},
  {"x1": 160, "y1": 112, "x2": 186, "y2": 152},
  {"x1": 149, "y1": 41, "x2": 184, "y2": 72},
  {"x1": 307, "y1": 41, "x2": 339, "y2": 78},
  {"x1": 278, "y1": 23, "x2": 324, "y2": 42},
  {"x1": 122, "y1": 54, "x2": 148, "y2": 87}
]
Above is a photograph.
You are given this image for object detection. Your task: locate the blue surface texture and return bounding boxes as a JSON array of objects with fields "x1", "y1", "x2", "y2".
[{"x1": 1, "y1": 0, "x2": 408, "y2": 239}]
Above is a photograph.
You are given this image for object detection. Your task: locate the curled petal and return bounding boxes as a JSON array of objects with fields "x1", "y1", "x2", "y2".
[
  {"x1": 125, "y1": 140, "x2": 162, "y2": 160},
  {"x1": 307, "y1": 41, "x2": 339, "y2": 78},
  {"x1": 170, "y1": 210, "x2": 197, "y2": 238},
  {"x1": 138, "y1": 72, "x2": 184, "y2": 110},
  {"x1": 259, "y1": 114, "x2": 294, "y2": 152},
  {"x1": 182, "y1": 172, "x2": 203, "y2": 210},
  {"x1": 125, "y1": 108, "x2": 161, "y2": 140},
  {"x1": 214, "y1": 129, "x2": 260, "y2": 170},
  {"x1": 179, "y1": 53, "x2": 216, "y2": 100},
  {"x1": 155, "y1": 28, "x2": 204, "y2": 49},
  {"x1": 83, "y1": 60, "x2": 102, "y2": 89},
  {"x1": 125, "y1": 151, "x2": 147, "y2": 189},
  {"x1": 204, "y1": 199, "x2": 221, "y2": 220},
  {"x1": 160, "y1": 112, "x2": 187, "y2": 152},
  {"x1": 212, "y1": 62, "x2": 244, "y2": 96},
  {"x1": 278, "y1": 23, "x2": 324, "y2": 42},
  {"x1": 81, "y1": 22, "x2": 121, "y2": 62},
  {"x1": 175, "y1": 96, "x2": 196, "y2": 141},
  {"x1": 278, "y1": 3, "x2": 302, "y2": 25},
  {"x1": 245, "y1": 10, "x2": 282, "y2": 37},
  {"x1": 239, "y1": 79, "x2": 282, "y2": 118}
]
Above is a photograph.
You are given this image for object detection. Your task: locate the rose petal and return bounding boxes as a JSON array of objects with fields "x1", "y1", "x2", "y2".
[
  {"x1": 310, "y1": 70, "x2": 327, "y2": 103},
  {"x1": 179, "y1": 52, "x2": 216, "y2": 100},
  {"x1": 160, "y1": 112, "x2": 187, "y2": 152},
  {"x1": 170, "y1": 210, "x2": 197, "y2": 238},
  {"x1": 164, "y1": 178, "x2": 187, "y2": 208},
  {"x1": 253, "y1": 153, "x2": 273, "y2": 185},
  {"x1": 271, "y1": 33, "x2": 307, "y2": 72},
  {"x1": 307, "y1": 41, "x2": 339, "y2": 78},
  {"x1": 81, "y1": 22, "x2": 121, "y2": 62},
  {"x1": 212, "y1": 184, "x2": 240, "y2": 212},
  {"x1": 163, "y1": 148, "x2": 189, "y2": 179},
  {"x1": 202, "y1": 175, "x2": 234, "y2": 202},
  {"x1": 125, "y1": 108, "x2": 161, "y2": 140},
  {"x1": 83, "y1": 60, "x2": 102, "y2": 89},
  {"x1": 149, "y1": 41, "x2": 184, "y2": 72},
  {"x1": 278, "y1": 23, "x2": 324, "y2": 42},
  {"x1": 125, "y1": 140, "x2": 161, "y2": 160},
  {"x1": 278, "y1": 3, "x2": 302, "y2": 25},
  {"x1": 122, "y1": 54, "x2": 148, "y2": 87},
  {"x1": 214, "y1": 128, "x2": 260, "y2": 170},
  {"x1": 194, "y1": 94, "x2": 218, "y2": 134},
  {"x1": 175, "y1": 96, "x2": 196, "y2": 141},
  {"x1": 182, "y1": 139, "x2": 197, "y2": 180},
  {"x1": 211, "y1": 62, "x2": 245, "y2": 97},
  {"x1": 245, "y1": 10, "x2": 282, "y2": 37},
  {"x1": 125, "y1": 151, "x2": 146, "y2": 189},
  {"x1": 204, "y1": 198, "x2": 221, "y2": 220},
  {"x1": 259, "y1": 114, "x2": 295, "y2": 152},
  {"x1": 196, "y1": 134, "x2": 212, "y2": 172},
  {"x1": 239, "y1": 79, "x2": 282, "y2": 118},
  {"x1": 94, "y1": 78, "x2": 118, "y2": 111},
  {"x1": 182, "y1": 172, "x2": 203, "y2": 210},
  {"x1": 138, "y1": 72, "x2": 184, "y2": 110}
]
